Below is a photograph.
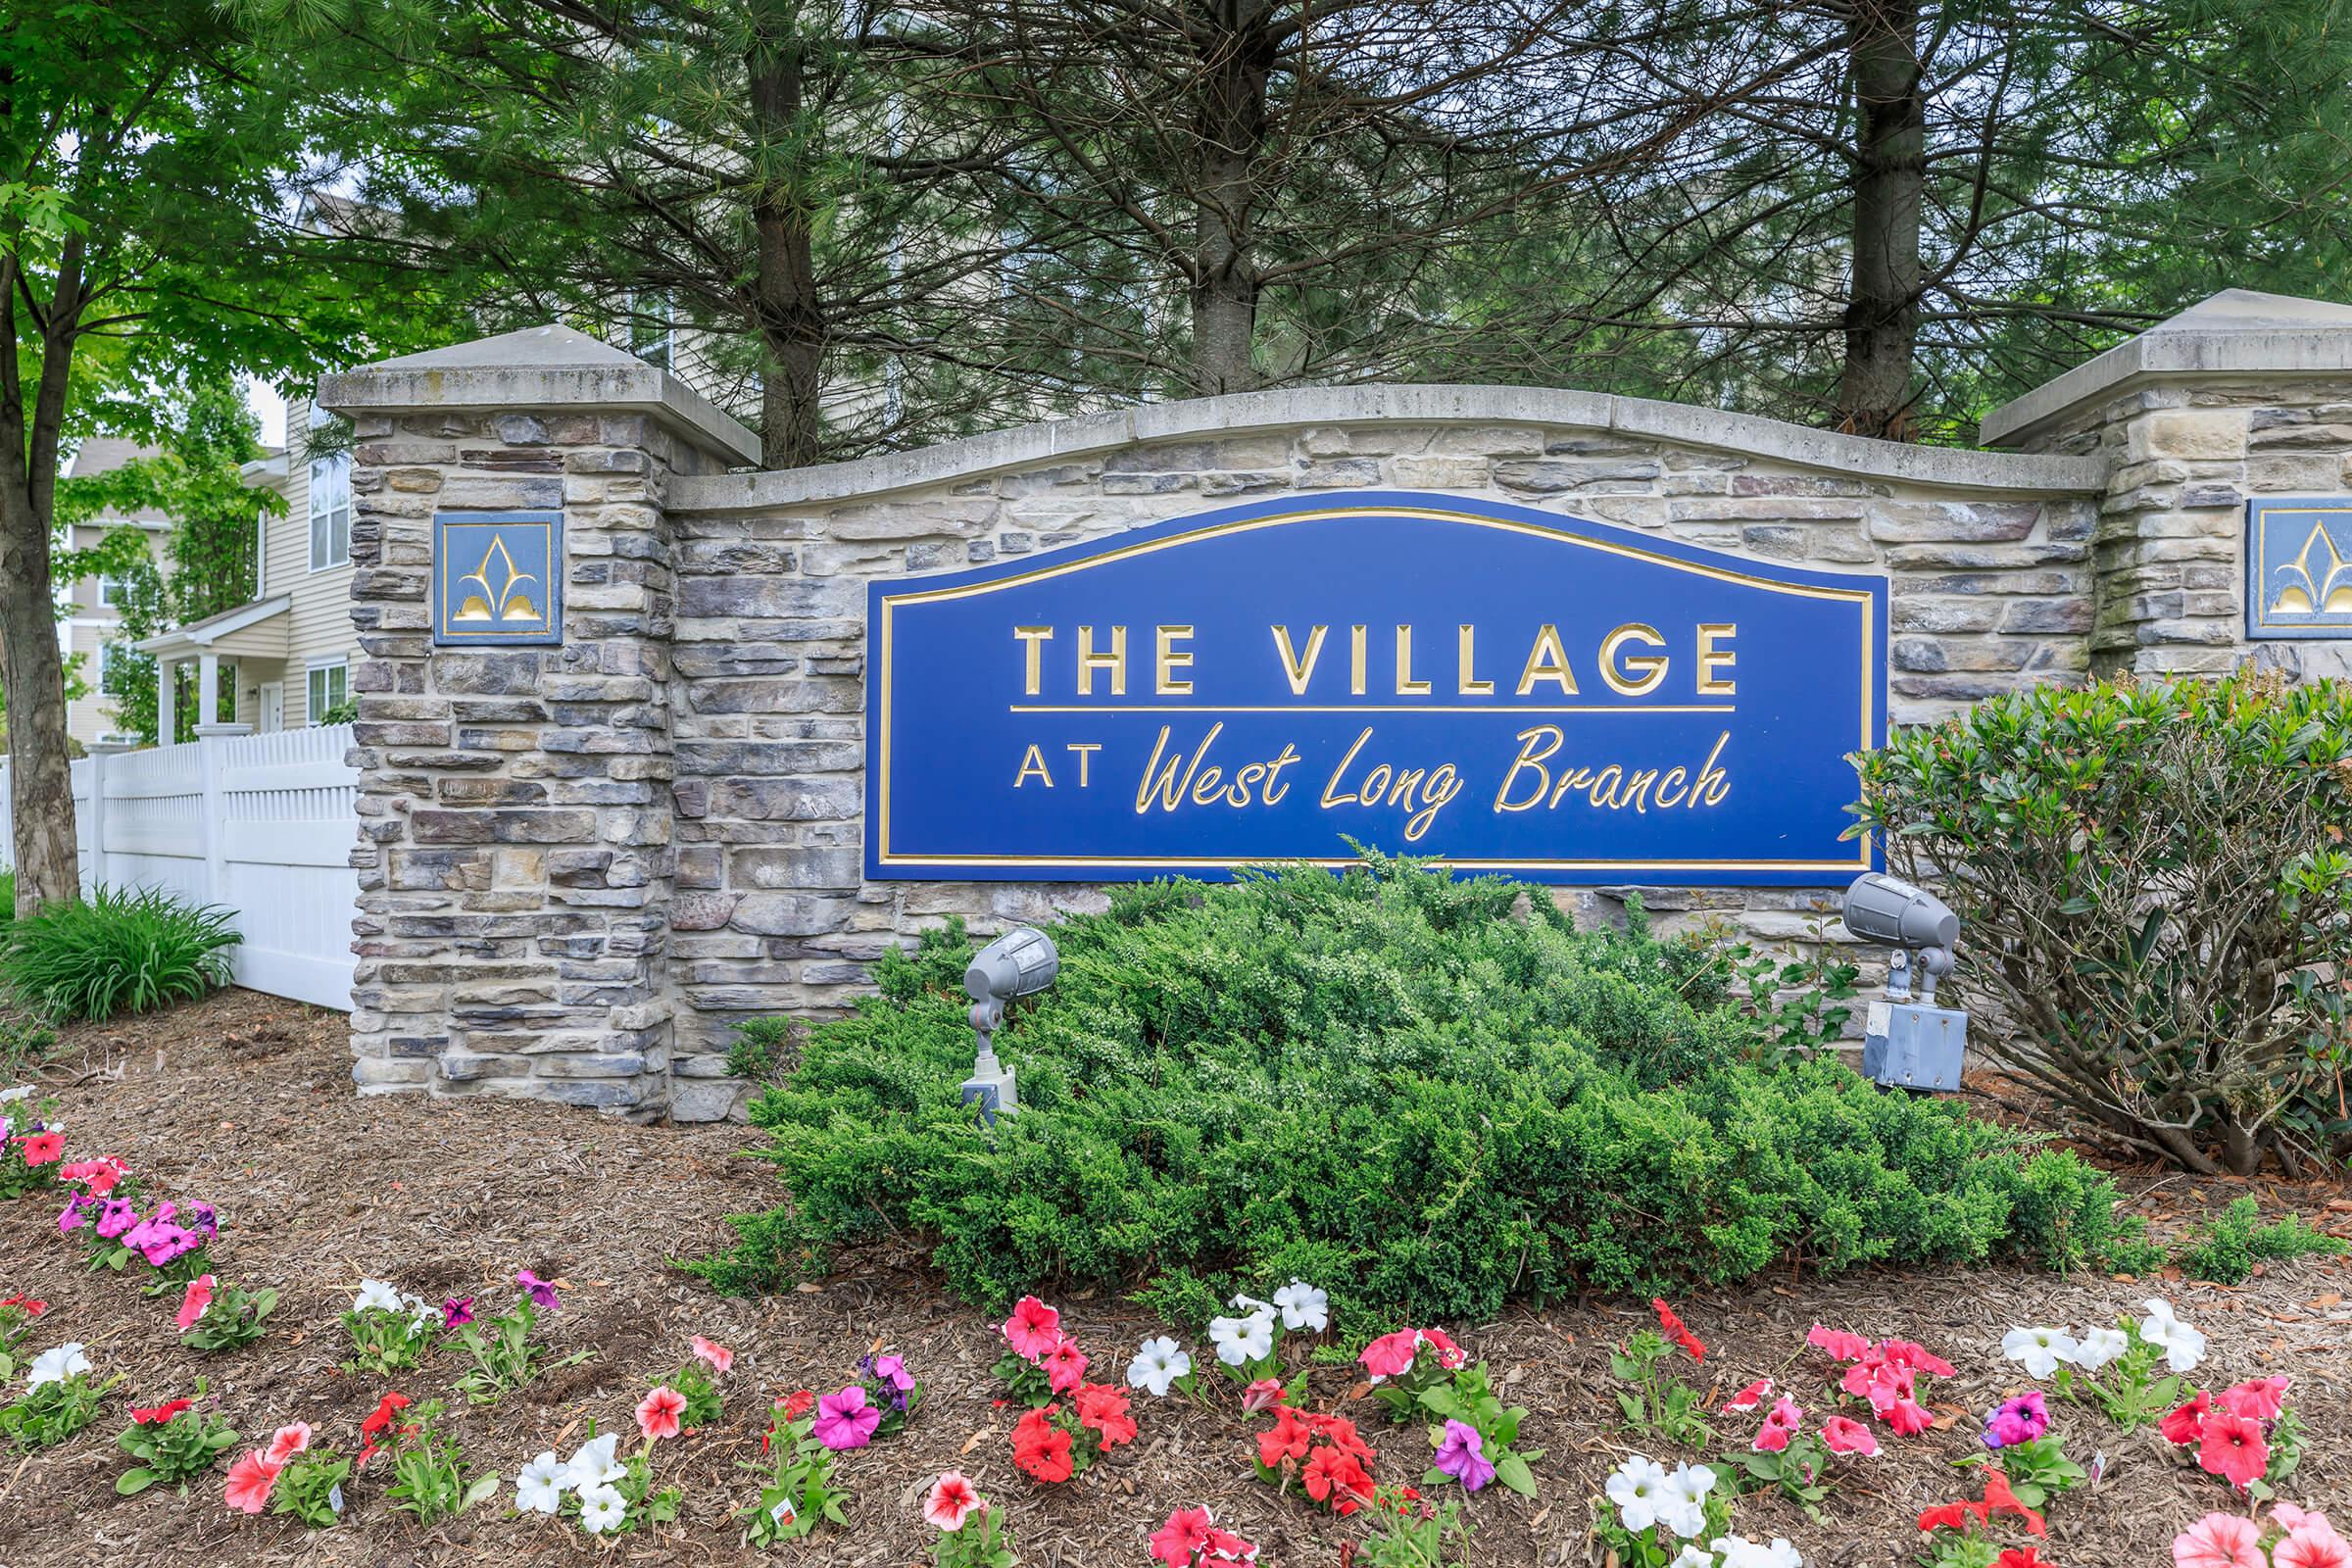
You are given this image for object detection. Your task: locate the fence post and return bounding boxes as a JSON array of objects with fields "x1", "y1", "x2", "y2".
[
  {"x1": 83, "y1": 751, "x2": 107, "y2": 894},
  {"x1": 198, "y1": 736, "x2": 226, "y2": 909}
]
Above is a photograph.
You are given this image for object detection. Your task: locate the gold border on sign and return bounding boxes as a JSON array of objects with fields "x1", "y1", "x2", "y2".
[
  {"x1": 438, "y1": 519, "x2": 557, "y2": 638},
  {"x1": 874, "y1": 503, "x2": 1880, "y2": 873}
]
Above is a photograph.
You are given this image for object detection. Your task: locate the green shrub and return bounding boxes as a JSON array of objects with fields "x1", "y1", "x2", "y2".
[
  {"x1": 0, "y1": 886, "x2": 239, "y2": 1021},
  {"x1": 693, "y1": 861, "x2": 2122, "y2": 1323},
  {"x1": 724, "y1": 1015, "x2": 795, "y2": 1082},
  {"x1": 1853, "y1": 672, "x2": 2352, "y2": 1177},
  {"x1": 2174, "y1": 1195, "x2": 2349, "y2": 1285}
]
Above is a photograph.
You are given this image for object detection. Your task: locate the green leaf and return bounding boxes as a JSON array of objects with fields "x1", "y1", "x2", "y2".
[
  {"x1": 116, "y1": 1468, "x2": 158, "y2": 1494},
  {"x1": 1494, "y1": 1450, "x2": 1539, "y2": 1497}
]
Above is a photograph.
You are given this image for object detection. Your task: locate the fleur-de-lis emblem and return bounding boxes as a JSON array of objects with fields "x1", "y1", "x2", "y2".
[{"x1": 452, "y1": 535, "x2": 543, "y2": 625}]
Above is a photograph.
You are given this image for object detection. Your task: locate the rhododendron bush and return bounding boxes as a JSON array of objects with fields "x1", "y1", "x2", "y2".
[{"x1": 698, "y1": 863, "x2": 2124, "y2": 1320}]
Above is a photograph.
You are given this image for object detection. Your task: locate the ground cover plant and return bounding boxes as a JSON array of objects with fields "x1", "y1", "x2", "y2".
[
  {"x1": 697, "y1": 860, "x2": 2126, "y2": 1323},
  {"x1": 1853, "y1": 671, "x2": 2352, "y2": 1176}
]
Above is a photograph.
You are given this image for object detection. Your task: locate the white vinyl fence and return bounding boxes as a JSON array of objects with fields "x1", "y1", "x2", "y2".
[{"x1": 0, "y1": 725, "x2": 360, "y2": 1010}]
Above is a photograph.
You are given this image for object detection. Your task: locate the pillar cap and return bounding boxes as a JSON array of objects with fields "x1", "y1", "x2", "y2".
[{"x1": 318, "y1": 323, "x2": 761, "y2": 467}]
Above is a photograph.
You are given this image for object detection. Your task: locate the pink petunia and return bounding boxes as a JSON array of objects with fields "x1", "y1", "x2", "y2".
[
  {"x1": 2278, "y1": 1523, "x2": 2352, "y2": 1568},
  {"x1": 265, "y1": 1422, "x2": 313, "y2": 1466},
  {"x1": 691, "y1": 1335, "x2": 735, "y2": 1374},
  {"x1": 1151, "y1": 1505, "x2": 1215, "y2": 1567},
  {"x1": 925, "y1": 1471, "x2": 982, "y2": 1532},
  {"x1": 1419, "y1": 1327, "x2": 1468, "y2": 1370},
  {"x1": 636, "y1": 1386, "x2": 688, "y2": 1441},
  {"x1": 1807, "y1": 1324, "x2": 1872, "y2": 1362},
  {"x1": 2218, "y1": 1376, "x2": 2291, "y2": 1422},
  {"x1": 1240, "y1": 1377, "x2": 1285, "y2": 1414},
  {"x1": 1753, "y1": 1396, "x2": 1803, "y2": 1452},
  {"x1": 175, "y1": 1275, "x2": 216, "y2": 1332},
  {"x1": 2197, "y1": 1411, "x2": 2271, "y2": 1492},
  {"x1": 1822, "y1": 1414, "x2": 1880, "y2": 1456},
  {"x1": 223, "y1": 1450, "x2": 283, "y2": 1514},
  {"x1": 1001, "y1": 1297, "x2": 1061, "y2": 1361},
  {"x1": 1358, "y1": 1328, "x2": 1419, "y2": 1380},
  {"x1": 1722, "y1": 1377, "x2": 1774, "y2": 1413},
  {"x1": 2175, "y1": 1512, "x2": 2265, "y2": 1568},
  {"x1": 1043, "y1": 1338, "x2": 1090, "y2": 1394}
]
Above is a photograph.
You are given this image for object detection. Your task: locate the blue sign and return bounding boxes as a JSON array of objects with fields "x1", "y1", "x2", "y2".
[
  {"x1": 866, "y1": 490, "x2": 1886, "y2": 885},
  {"x1": 2247, "y1": 498, "x2": 2352, "y2": 639},
  {"x1": 433, "y1": 510, "x2": 563, "y2": 646}
]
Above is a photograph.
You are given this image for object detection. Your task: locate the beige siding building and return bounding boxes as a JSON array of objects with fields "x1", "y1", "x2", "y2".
[
  {"x1": 59, "y1": 438, "x2": 171, "y2": 750},
  {"x1": 133, "y1": 396, "x2": 358, "y2": 736}
]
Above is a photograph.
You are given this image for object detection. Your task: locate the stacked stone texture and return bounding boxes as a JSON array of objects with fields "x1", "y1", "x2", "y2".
[
  {"x1": 346, "y1": 407, "x2": 732, "y2": 1120},
  {"x1": 660, "y1": 421, "x2": 2100, "y2": 1109},
  {"x1": 2021, "y1": 380, "x2": 2352, "y2": 679}
]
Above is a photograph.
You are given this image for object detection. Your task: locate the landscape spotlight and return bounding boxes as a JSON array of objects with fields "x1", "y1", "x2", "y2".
[
  {"x1": 962, "y1": 926, "x2": 1057, "y2": 1124},
  {"x1": 1840, "y1": 872, "x2": 1967, "y2": 1091}
]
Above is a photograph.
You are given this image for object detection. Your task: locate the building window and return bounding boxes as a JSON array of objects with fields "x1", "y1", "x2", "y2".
[
  {"x1": 307, "y1": 660, "x2": 348, "y2": 721},
  {"x1": 99, "y1": 643, "x2": 124, "y2": 689},
  {"x1": 98, "y1": 574, "x2": 131, "y2": 609},
  {"x1": 309, "y1": 453, "x2": 351, "y2": 570}
]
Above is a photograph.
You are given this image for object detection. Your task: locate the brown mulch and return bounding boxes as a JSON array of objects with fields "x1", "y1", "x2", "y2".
[{"x1": 0, "y1": 989, "x2": 2347, "y2": 1568}]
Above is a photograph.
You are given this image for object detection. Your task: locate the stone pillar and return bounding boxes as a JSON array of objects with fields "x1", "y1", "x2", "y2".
[
  {"x1": 1982, "y1": 288, "x2": 2352, "y2": 678},
  {"x1": 319, "y1": 324, "x2": 759, "y2": 1119}
]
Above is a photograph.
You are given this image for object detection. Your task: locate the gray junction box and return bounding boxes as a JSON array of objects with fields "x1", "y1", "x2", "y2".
[{"x1": 1861, "y1": 999, "x2": 1968, "y2": 1092}]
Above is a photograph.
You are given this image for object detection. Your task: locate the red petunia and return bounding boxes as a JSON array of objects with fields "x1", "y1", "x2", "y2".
[
  {"x1": 2196, "y1": 1410, "x2": 2271, "y2": 1491},
  {"x1": 1982, "y1": 1468, "x2": 2047, "y2": 1538},
  {"x1": 1994, "y1": 1550, "x2": 2050, "y2": 1568},
  {"x1": 1257, "y1": 1406, "x2": 1312, "y2": 1468},
  {"x1": 1011, "y1": 1406, "x2": 1074, "y2": 1484},
  {"x1": 1302, "y1": 1446, "x2": 1375, "y2": 1514},
  {"x1": 1919, "y1": 1500, "x2": 1989, "y2": 1534},
  {"x1": 1073, "y1": 1383, "x2": 1137, "y2": 1449},
  {"x1": 130, "y1": 1398, "x2": 193, "y2": 1426},
  {"x1": 1651, "y1": 1299, "x2": 1705, "y2": 1361},
  {"x1": 361, "y1": 1391, "x2": 412, "y2": 1442},
  {"x1": 782, "y1": 1388, "x2": 815, "y2": 1420},
  {"x1": 1002, "y1": 1297, "x2": 1062, "y2": 1362},
  {"x1": 19, "y1": 1132, "x2": 62, "y2": 1166},
  {"x1": 2161, "y1": 1390, "x2": 2213, "y2": 1446}
]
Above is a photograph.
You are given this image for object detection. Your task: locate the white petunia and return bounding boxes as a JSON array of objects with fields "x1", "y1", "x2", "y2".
[
  {"x1": 2139, "y1": 1298, "x2": 2206, "y2": 1373},
  {"x1": 0, "y1": 1085, "x2": 31, "y2": 1102},
  {"x1": 1671, "y1": 1550, "x2": 1715, "y2": 1568},
  {"x1": 1207, "y1": 1310, "x2": 1275, "y2": 1367},
  {"x1": 514, "y1": 1450, "x2": 568, "y2": 1514},
  {"x1": 2071, "y1": 1326, "x2": 2129, "y2": 1374},
  {"x1": 1126, "y1": 1335, "x2": 1193, "y2": 1396},
  {"x1": 2000, "y1": 1325, "x2": 2078, "y2": 1379},
  {"x1": 564, "y1": 1432, "x2": 625, "y2": 1492},
  {"x1": 26, "y1": 1343, "x2": 90, "y2": 1389},
  {"x1": 1271, "y1": 1280, "x2": 1329, "y2": 1334},
  {"x1": 1229, "y1": 1293, "x2": 1276, "y2": 1316},
  {"x1": 1712, "y1": 1537, "x2": 1804, "y2": 1568},
  {"x1": 1657, "y1": 1461, "x2": 1717, "y2": 1539},
  {"x1": 353, "y1": 1279, "x2": 404, "y2": 1315},
  {"x1": 1605, "y1": 1454, "x2": 1670, "y2": 1534},
  {"x1": 576, "y1": 1484, "x2": 628, "y2": 1535}
]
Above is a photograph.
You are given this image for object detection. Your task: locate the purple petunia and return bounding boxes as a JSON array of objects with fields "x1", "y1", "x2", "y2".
[
  {"x1": 1982, "y1": 1390, "x2": 2051, "y2": 1450},
  {"x1": 1432, "y1": 1418, "x2": 1496, "y2": 1492},
  {"x1": 515, "y1": 1269, "x2": 561, "y2": 1309},
  {"x1": 93, "y1": 1197, "x2": 140, "y2": 1240},
  {"x1": 57, "y1": 1194, "x2": 92, "y2": 1235},
  {"x1": 443, "y1": 1296, "x2": 475, "y2": 1328},
  {"x1": 811, "y1": 1386, "x2": 881, "y2": 1450}
]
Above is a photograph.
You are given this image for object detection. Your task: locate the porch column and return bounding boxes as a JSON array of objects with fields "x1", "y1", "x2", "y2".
[
  {"x1": 156, "y1": 657, "x2": 175, "y2": 747},
  {"x1": 197, "y1": 653, "x2": 220, "y2": 728}
]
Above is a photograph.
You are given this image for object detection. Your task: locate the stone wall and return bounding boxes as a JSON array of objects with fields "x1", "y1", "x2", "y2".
[{"x1": 323, "y1": 296, "x2": 2352, "y2": 1121}]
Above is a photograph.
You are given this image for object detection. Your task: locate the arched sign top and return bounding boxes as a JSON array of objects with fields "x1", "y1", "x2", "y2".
[{"x1": 865, "y1": 489, "x2": 1887, "y2": 885}]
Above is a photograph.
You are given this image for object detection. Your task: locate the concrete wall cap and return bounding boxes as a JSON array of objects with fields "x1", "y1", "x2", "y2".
[
  {"x1": 668, "y1": 384, "x2": 2101, "y2": 513},
  {"x1": 1981, "y1": 288, "x2": 2352, "y2": 448},
  {"x1": 318, "y1": 323, "x2": 760, "y2": 466}
]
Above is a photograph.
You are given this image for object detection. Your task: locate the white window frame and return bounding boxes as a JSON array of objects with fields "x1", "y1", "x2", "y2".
[
  {"x1": 98, "y1": 573, "x2": 131, "y2": 609},
  {"x1": 308, "y1": 402, "x2": 351, "y2": 571},
  {"x1": 624, "y1": 292, "x2": 674, "y2": 370},
  {"x1": 306, "y1": 659, "x2": 348, "y2": 722}
]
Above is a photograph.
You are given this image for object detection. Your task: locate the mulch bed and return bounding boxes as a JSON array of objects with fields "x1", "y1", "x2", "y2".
[{"x1": 0, "y1": 987, "x2": 2347, "y2": 1566}]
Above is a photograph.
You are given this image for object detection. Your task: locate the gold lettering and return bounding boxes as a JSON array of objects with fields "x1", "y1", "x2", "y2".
[
  {"x1": 1360, "y1": 762, "x2": 1393, "y2": 802},
  {"x1": 1404, "y1": 764, "x2": 1463, "y2": 841},
  {"x1": 1189, "y1": 765, "x2": 1227, "y2": 806},
  {"x1": 1231, "y1": 760, "x2": 1267, "y2": 807},
  {"x1": 1395, "y1": 626, "x2": 1431, "y2": 695},
  {"x1": 1588, "y1": 764, "x2": 1624, "y2": 809},
  {"x1": 1516, "y1": 625, "x2": 1578, "y2": 696},
  {"x1": 1014, "y1": 745, "x2": 1054, "y2": 788},
  {"x1": 1349, "y1": 625, "x2": 1368, "y2": 696},
  {"x1": 1321, "y1": 727, "x2": 1376, "y2": 808},
  {"x1": 1014, "y1": 626, "x2": 1054, "y2": 696},
  {"x1": 1135, "y1": 722, "x2": 1225, "y2": 812},
  {"x1": 1599, "y1": 623, "x2": 1668, "y2": 697},
  {"x1": 1457, "y1": 624, "x2": 1493, "y2": 695},
  {"x1": 1624, "y1": 767, "x2": 1661, "y2": 813},
  {"x1": 1077, "y1": 624, "x2": 1127, "y2": 696},
  {"x1": 1263, "y1": 744, "x2": 1301, "y2": 804},
  {"x1": 1494, "y1": 725, "x2": 1562, "y2": 811},
  {"x1": 1272, "y1": 625, "x2": 1329, "y2": 696},
  {"x1": 1655, "y1": 766, "x2": 1690, "y2": 808},
  {"x1": 1155, "y1": 624, "x2": 1196, "y2": 696},
  {"x1": 1065, "y1": 742, "x2": 1100, "y2": 787},
  {"x1": 1696, "y1": 623, "x2": 1738, "y2": 696},
  {"x1": 1692, "y1": 730, "x2": 1732, "y2": 806}
]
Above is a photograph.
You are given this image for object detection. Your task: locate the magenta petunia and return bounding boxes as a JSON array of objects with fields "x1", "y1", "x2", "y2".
[{"x1": 811, "y1": 1385, "x2": 881, "y2": 1450}]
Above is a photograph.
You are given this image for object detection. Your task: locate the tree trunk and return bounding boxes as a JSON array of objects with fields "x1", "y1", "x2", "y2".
[
  {"x1": 1186, "y1": 2, "x2": 1275, "y2": 397},
  {"x1": 747, "y1": 10, "x2": 826, "y2": 469},
  {"x1": 1836, "y1": 0, "x2": 1925, "y2": 439},
  {"x1": 0, "y1": 244, "x2": 82, "y2": 913}
]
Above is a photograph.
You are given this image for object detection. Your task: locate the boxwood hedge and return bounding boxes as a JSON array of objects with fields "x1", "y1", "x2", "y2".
[{"x1": 693, "y1": 860, "x2": 2122, "y2": 1324}]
